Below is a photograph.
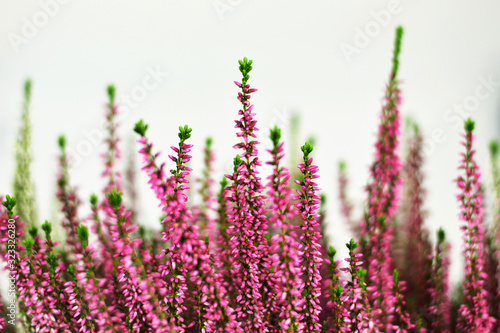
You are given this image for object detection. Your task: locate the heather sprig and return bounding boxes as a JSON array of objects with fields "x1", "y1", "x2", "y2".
[
  {"x1": 341, "y1": 238, "x2": 371, "y2": 332},
  {"x1": 102, "y1": 84, "x2": 122, "y2": 192},
  {"x1": 266, "y1": 125, "x2": 302, "y2": 332},
  {"x1": 398, "y1": 120, "x2": 433, "y2": 321},
  {"x1": 337, "y1": 161, "x2": 357, "y2": 235},
  {"x1": 487, "y1": 139, "x2": 500, "y2": 330},
  {"x1": 136, "y1": 121, "x2": 238, "y2": 331},
  {"x1": 13, "y1": 79, "x2": 38, "y2": 229},
  {"x1": 362, "y1": 26, "x2": 405, "y2": 329},
  {"x1": 325, "y1": 246, "x2": 348, "y2": 332},
  {"x1": 391, "y1": 269, "x2": 414, "y2": 332},
  {"x1": 196, "y1": 137, "x2": 216, "y2": 244},
  {"x1": 227, "y1": 57, "x2": 273, "y2": 330},
  {"x1": 294, "y1": 141, "x2": 323, "y2": 332},
  {"x1": 455, "y1": 118, "x2": 495, "y2": 331},
  {"x1": 429, "y1": 228, "x2": 451, "y2": 333},
  {"x1": 64, "y1": 264, "x2": 96, "y2": 332},
  {"x1": 56, "y1": 134, "x2": 84, "y2": 257}
]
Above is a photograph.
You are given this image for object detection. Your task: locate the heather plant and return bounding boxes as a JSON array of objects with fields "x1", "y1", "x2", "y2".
[
  {"x1": 2, "y1": 26, "x2": 500, "y2": 333},
  {"x1": 12, "y1": 79, "x2": 38, "y2": 229}
]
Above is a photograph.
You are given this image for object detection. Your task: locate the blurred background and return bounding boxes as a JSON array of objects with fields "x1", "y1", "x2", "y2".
[{"x1": 1, "y1": 0, "x2": 500, "y2": 286}]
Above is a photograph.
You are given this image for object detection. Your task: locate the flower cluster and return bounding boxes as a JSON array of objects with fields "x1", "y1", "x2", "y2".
[{"x1": 2, "y1": 26, "x2": 500, "y2": 333}]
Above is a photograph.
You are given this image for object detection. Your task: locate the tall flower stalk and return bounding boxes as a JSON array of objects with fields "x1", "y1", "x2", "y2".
[
  {"x1": 135, "y1": 121, "x2": 239, "y2": 332},
  {"x1": 429, "y1": 228, "x2": 451, "y2": 333},
  {"x1": 399, "y1": 121, "x2": 433, "y2": 322},
  {"x1": 362, "y1": 26, "x2": 405, "y2": 329},
  {"x1": 266, "y1": 126, "x2": 302, "y2": 332},
  {"x1": 56, "y1": 135, "x2": 83, "y2": 257},
  {"x1": 487, "y1": 140, "x2": 500, "y2": 328},
  {"x1": 13, "y1": 79, "x2": 38, "y2": 228},
  {"x1": 225, "y1": 57, "x2": 272, "y2": 330},
  {"x1": 294, "y1": 141, "x2": 323, "y2": 332},
  {"x1": 455, "y1": 118, "x2": 495, "y2": 331}
]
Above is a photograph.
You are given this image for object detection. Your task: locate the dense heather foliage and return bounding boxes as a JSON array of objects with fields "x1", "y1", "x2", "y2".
[{"x1": 1, "y1": 27, "x2": 499, "y2": 332}]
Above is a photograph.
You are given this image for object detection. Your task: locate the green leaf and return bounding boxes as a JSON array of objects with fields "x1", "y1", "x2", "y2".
[{"x1": 134, "y1": 119, "x2": 148, "y2": 137}]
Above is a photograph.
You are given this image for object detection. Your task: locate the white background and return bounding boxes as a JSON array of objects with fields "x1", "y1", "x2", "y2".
[{"x1": 1, "y1": 0, "x2": 500, "y2": 286}]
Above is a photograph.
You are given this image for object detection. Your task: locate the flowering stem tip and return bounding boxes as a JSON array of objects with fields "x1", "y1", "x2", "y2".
[{"x1": 391, "y1": 26, "x2": 404, "y2": 79}]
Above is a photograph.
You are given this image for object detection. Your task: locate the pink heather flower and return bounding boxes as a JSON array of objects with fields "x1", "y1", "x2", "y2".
[
  {"x1": 56, "y1": 135, "x2": 84, "y2": 257},
  {"x1": 19, "y1": 234, "x2": 74, "y2": 331},
  {"x1": 341, "y1": 239, "x2": 372, "y2": 332},
  {"x1": 225, "y1": 58, "x2": 273, "y2": 331},
  {"x1": 325, "y1": 246, "x2": 349, "y2": 332},
  {"x1": 315, "y1": 194, "x2": 336, "y2": 326},
  {"x1": 362, "y1": 27, "x2": 404, "y2": 330},
  {"x1": 135, "y1": 121, "x2": 239, "y2": 332},
  {"x1": 101, "y1": 85, "x2": 122, "y2": 194},
  {"x1": 455, "y1": 118, "x2": 495, "y2": 331},
  {"x1": 266, "y1": 126, "x2": 303, "y2": 332},
  {"x1": 399, "y1": 122, "x2": 433, "y2": 321},
  {"x1": 104, "y1": 192, "x2": 156, "y2": 331},
  {"x1": 294, "y1": 142, "x2": 323, "y2": 332},
  {"x1": 214, "y1": 177, "x2": 237, "y2": 302},
  {"x1": 64, "y1": 265, "x2": 96, "y2": 332},
  {"x1": 486, "y1": 140, "x2": 500, "y2": 329},
  {"x1": 390, "y1": 270, "x2": 414, "y2": 332},
  {"x1": 337, "y1": 161, "x2": 360, "y2": 237},
  {"x1": 194, "y1": 137, "x2": 217, "y2": 247},
  {"x1": 0, "y1": 299, "x2": 5, "y2": 331},
  {"x1": 429, "y1": 228, "x2": 451, "y2": 333}
]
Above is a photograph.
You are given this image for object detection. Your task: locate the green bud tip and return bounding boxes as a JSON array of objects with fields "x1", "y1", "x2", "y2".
[
  {"x1": 90, "y1": 193, "x2": 98, "y2": 206},
  {"x1": 393, "y1": 269, "x2": 399, "y2": 283},
  {"x1": 24, "y1": 79, "x2": 32, "y2": 102},
  {"x1": 41, "y1": 220, "x2": 52, "y2": 237},
  {"x1": 489, "y1": 140, "x2": 498, "y2": 158},
  {"x1": 58, "y1": 135, "x2": 66, "y2": 149},
  {"x1": 2, "y1": 195, "x2": 17, "y2": 211},
  {"x1": 77, "y1": 224, "x2": 89, "y2": 248},
  {"x1": 405, "y1": 116, "x2": 420, "y2": 134},
  {"x1": 178, "y1": 125, "x2": 192, "y2": 141},
  {"x1": 320, "y1": 193, "x2": 326, "y2": 205},
  {"x1": 106, "y1": 187, "x2": 123, "y2": 208},
  {"x1": 29, "y1": 226, "x2": 38, "y2": 238},
  {"x1": 139, "y1": 225, "x2": 146, "y2": 237},
  {"x1": 23, "y1": 237, "x2": 35, "y2": 250},
  {"x1": 67, "y1": 264, "x2": 75, "y2": 276},
  {"x1": 301, "y1": 141, "x2": 314, "y2": 158},
  {"x1": 107, "y1": 85, "x2": 116, "y2": 105},
  {"x1": 338, "y1": 160, "x2": 346, "y2": 172},
  {"x1": 47, "y1": 252, "x2": 57, "y2": 264},
  {"x1": 346, "y1": 238, "x2": 359, "y2": 251},
  {"x1": 134, "y1": 119, "x2": 148, "y2": 137},
  {"x1": 327, "y1": 245, "x2": 336, "y2": 258},
  {"x1": 269, "y1": 126, "x2": 281, "y2": 145},
  {"x1": 238, "y1": 57, "x2": 253, "y2": 81},
  {"x1": 437, "y1": 227, "x2": 446, "y2": 243},
  {"x1": 391, "y1": 26, "x2": 404, "y2": 79},
  {"x1": 233, "y1": 155, "x2": 243, "y2": 167},
  {"x1": 464, "y1": 118, "x2": 475, "y2": 133},
  {"x1": 205, "y1": 137, "x2": 213, "y2": 147}
]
